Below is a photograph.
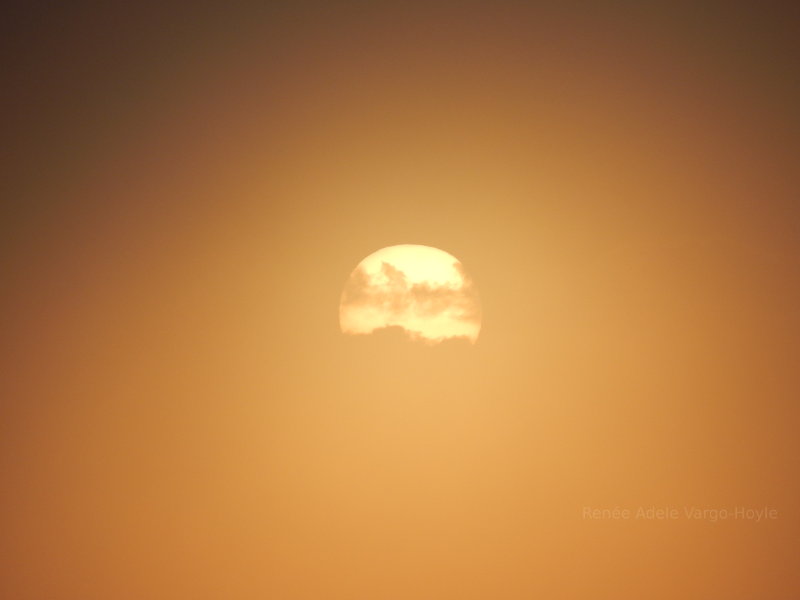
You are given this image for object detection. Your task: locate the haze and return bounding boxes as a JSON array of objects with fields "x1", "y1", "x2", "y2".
[{"x1": 2, "y1": 2, "x2": 799, "y2": 598}]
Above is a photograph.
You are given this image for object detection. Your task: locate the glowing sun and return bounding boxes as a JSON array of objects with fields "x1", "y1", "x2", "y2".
[{"x1": 339, "y1": 245, "x2": 481, "y2": 344}]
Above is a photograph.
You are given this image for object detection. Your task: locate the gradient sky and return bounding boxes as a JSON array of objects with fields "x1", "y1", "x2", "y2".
[{"x1": 2, "y1": 2, "x2": 799, "y2": 598}]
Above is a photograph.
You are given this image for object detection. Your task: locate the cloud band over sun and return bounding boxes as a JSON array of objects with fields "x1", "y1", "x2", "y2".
[{"x1": 339, "y1": 245, "x2": 481, "y2": 344}]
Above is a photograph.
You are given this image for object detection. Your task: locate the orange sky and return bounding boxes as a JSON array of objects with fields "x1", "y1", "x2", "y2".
[{"x1": 2, "y1": 2, "x2": 799, "y2": 598}]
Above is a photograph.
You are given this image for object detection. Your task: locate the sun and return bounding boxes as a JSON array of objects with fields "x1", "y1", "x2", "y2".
[{"x1": 339, "y1": 245, "x2": 481, "y2": 344}]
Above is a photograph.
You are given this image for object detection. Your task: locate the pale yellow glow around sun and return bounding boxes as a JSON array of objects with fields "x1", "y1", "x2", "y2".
[{"x1": 339, "y1": 245, "x2": 481, "y2": 344}]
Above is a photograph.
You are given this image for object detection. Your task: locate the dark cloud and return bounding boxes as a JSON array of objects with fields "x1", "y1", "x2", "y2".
[
  {"x1": 341, "y1": 261, "x2": 481, "y2": 323},
  {"x1": 344, "y1": 324, "x2": 475, "y2": 348},
  {"x1": 340, "y1": 265, "x2": 373, "y2": 305},
  {"x1": 409, "y1": 280, "x2": 480, "y2": 322}
]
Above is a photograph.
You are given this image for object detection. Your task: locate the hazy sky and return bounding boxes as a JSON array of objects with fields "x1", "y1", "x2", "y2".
[{"x1": 2, "y1": 2, "x2": 799, "y2": 598}]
